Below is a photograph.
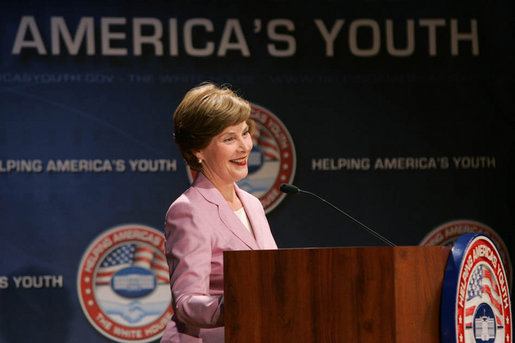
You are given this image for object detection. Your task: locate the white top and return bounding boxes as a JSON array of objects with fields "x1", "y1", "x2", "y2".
[{"x1": 234, "y1": 207, "x2": 254, "y2": 238}]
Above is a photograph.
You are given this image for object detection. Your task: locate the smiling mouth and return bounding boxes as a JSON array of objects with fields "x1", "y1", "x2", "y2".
[{"x1": 230, "y1": 157, "x2": 247, "y2": 166}]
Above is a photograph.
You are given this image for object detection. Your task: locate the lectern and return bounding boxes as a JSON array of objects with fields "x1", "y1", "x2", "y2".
[{"x1": 224, "y1": 246, "x2": 451, "y2": 343}]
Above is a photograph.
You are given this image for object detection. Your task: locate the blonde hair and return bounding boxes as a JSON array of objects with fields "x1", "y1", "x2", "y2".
[{"x1": 173, "y1": 82, "x2": 254, "y2": 172}]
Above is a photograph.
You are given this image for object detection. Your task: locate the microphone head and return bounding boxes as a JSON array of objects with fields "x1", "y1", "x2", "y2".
[{"x1": 280, "y1": 183, "x2": 300, "y2": 194}]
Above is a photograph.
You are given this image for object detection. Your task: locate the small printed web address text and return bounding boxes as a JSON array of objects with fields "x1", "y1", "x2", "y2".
[
  {"x1": 311, "y1": 156, "x2": 496, "y2": 171},
  {"x1": 0, "y1": 159, "x2": 177, "y2": 173}
]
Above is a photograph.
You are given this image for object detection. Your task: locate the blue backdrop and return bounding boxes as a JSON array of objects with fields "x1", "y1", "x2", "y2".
[{"x1": 1, "y1": 0, "x2": 513, "y2": 342}]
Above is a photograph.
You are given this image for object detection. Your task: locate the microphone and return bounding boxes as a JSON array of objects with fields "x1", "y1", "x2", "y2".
[
  {"x1": 279, "y1": 183, "x2": 396, "y2": 247},
  {"x1": 279, "y1": 183, "x2": 300, "y2": 194}
]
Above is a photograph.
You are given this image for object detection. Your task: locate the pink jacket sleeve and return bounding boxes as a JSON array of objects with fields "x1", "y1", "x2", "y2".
[{"x1": 164, "y1": 198, "x2": 224, "y2": 328}]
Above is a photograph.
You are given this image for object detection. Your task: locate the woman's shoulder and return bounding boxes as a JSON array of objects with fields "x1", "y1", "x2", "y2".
[{"x1": 167, "y1": 186, "x2": 202, "y2": 212}]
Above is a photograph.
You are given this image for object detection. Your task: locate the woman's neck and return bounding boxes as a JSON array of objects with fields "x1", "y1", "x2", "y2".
[{"x1": 203, "y1": 173, "x2": 242, "y2": 211}]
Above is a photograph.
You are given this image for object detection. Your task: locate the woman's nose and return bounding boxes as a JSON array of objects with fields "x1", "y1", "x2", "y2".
[{"x1": 239, "y1": 136, "x2": 252, "y2": 152}]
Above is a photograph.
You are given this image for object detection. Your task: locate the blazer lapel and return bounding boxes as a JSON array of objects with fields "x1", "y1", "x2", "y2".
[
  {"x1": 194, "y1": 174, "x2": 259, "y2": 249},
  {"x1": 236, "y1": 185, "x2": 265, "y2": 249}
]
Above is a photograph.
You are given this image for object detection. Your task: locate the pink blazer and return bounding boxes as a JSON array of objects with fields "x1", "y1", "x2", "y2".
[{"x1": 161, "y1": 173, "x2": 278, "y2": 343}]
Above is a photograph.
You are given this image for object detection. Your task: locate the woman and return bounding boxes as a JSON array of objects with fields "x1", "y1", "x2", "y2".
[{"x1": 161, "y1": 83, "x2": 278, "y2": 343}]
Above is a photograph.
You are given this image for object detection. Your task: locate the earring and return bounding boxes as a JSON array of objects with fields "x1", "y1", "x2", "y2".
[{"x1": 198, "y1": 158, "x2": 202, "y2": 164}]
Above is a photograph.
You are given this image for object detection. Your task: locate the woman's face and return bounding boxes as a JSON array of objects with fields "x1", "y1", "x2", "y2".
[{"x1": 195, "y1": 121, "x2": 253, "y2": 187}]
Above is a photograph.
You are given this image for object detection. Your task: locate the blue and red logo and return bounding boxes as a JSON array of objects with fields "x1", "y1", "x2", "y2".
[
  {"x1": 441, "y1": 233, "x2": 512, "y2": 343},
  {"x1": 77, "y1": 224, "x2": 173, "y2": 342},
  {"x1": 421, "y1": 220, "x2": 512, "y2": 289}
]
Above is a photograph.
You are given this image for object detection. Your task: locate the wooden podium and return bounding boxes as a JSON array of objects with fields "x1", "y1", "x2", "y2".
[{"x1": 224, "y1": 246, "x2": 451, "y2": 343}]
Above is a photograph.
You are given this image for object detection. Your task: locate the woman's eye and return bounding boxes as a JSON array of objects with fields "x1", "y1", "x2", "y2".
[{"x1": 224, "y1": 137, "x2": 233, "y2": 142}]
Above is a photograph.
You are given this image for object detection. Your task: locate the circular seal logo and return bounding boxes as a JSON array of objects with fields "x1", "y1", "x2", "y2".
[
  {"x1": 77, "y1": 224, "x2": 173, "y2": 343},
  {"x1": 420, "y1": 220, "x2": 512, "y2": 290},
  {"x1": 187, "y1": 103, "x2": 296, "y2": 213},
  {"x1": 441, "y1": 233, "x2": 512, "y2": 343}
]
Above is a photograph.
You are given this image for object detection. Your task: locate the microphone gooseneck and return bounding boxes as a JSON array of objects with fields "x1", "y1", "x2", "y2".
[{"x1": 280, "y1": 183, "x2": 396, "y2": 247}]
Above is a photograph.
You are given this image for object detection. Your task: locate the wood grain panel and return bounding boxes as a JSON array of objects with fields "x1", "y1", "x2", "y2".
[{"x1": 224, "y1": 246, "x2": 450, "y2": 343}]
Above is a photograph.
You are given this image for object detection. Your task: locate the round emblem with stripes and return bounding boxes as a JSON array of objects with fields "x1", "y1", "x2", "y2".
[
  {"x1": 441, "y1": 233, "x2": 512, "y2": 343},
  {"x1": 420, "y1": 219, "x2": 512, "y2": 289},
  {"x1": 77, "y1": 224, "x2": 173, "y2": 342}
]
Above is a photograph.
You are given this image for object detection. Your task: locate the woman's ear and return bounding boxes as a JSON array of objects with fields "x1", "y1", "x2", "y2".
[{"x1": 193, "y1": 150, "x2": 203, "y2": 161}]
